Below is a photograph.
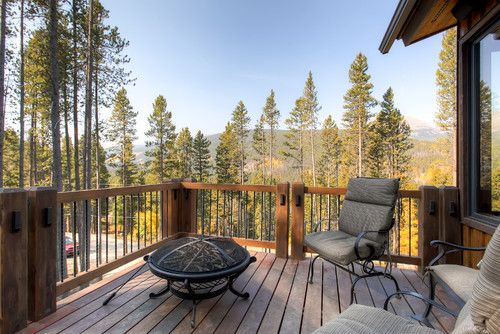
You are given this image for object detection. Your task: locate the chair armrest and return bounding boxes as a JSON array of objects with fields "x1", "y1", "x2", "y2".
[
  {"x1": 383, "y1": 291, "x2": 459, "y2": 318},
  {"x1": 307, "y1": 219, "x2": 333, "y2": 233},
  {"x1": 428, "y1": 240, "x2": 486, "y2": 267},
  {"x1": 354, "y1": 230, "x2": 385, "y2": 260}
]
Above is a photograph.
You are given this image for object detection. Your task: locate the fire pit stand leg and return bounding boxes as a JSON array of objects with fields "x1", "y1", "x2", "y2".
[
  {"x1": 191, "y1": 300, "x2": 197, "y2": 328},
  {"x1": 228, "y1": 277, "x2": 250, "y2": 299},
  {"x1": 149, "y1": 281, "x2": 170, "y2": 298}
]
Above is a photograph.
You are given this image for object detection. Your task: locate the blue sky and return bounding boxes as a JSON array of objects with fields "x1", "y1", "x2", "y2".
[{"x1": 103, "y1": 0, "x2": 445, "y2": 143}]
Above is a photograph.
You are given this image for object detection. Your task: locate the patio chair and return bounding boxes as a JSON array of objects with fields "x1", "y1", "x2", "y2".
[
  {"x1": 421, "y1": 239, "x2": 486, "y2": 321},
  {"x1": 312, "y1": 224, "x2": 500, "y2": 334},
  {"x1": 305, "y1": 177, "x2": 401, "y2": 304}
]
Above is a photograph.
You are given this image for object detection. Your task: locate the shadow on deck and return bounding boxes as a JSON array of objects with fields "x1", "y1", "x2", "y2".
[{"x1": 19, "y1": 252, "x2": 459, "y2": 334}]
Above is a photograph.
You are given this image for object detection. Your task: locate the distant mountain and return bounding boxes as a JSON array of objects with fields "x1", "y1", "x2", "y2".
[{"x1": 132, "y1": 116, "x2": 446, "y2": 162}]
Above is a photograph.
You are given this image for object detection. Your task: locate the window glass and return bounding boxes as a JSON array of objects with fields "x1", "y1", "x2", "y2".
[{"x1": 476, "y1": 25, "x2": 500, "y2": 216}]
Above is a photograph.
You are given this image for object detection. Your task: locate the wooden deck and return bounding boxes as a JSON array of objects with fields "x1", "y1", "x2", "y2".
[{"x1": 19, "y1": 252, "x2": 459, "y2": 334}]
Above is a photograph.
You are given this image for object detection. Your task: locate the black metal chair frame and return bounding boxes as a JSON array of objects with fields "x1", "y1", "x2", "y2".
[
  {"x1": 382, "y1": 240, "x2": 486, "y2": 328},
  {"x1": 422, "y1": 240, "x2": 486, "y2": 318},
  {"x1": 308, "y1": 217, "x2": 401, "y2": 305}
]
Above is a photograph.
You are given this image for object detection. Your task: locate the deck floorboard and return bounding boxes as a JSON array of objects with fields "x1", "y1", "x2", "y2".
[{"x1": 21, "y1": 253, "x2": 457, "y2": 334}]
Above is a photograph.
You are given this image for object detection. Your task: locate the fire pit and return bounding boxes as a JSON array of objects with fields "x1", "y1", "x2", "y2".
[{"x1": 146, "y1": 236, "x2": 256, "y2": 327}]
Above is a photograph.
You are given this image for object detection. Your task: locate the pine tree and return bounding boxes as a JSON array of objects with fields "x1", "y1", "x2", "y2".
[
  {"x1": 231, "y1": 101, "x2": 250, "y2": 184},
  {"x1": 216, "y1": 122, "x2": 238, "y2": 183},
  {"x1": 342, "y1": 52, "x2": 377, "y2": 178},
  {"x1": 145, "y1": 95, "x2": 176, "y2": 182},
  {"x1": 263, "y1": 89, "x2": 279, "y2": 183},
  {"x1": 283, "y1": 98, "x2": 308, "y2": 181},
  {"x1": 252, "y1": 114, "x2": 267, "y2": 183},
  {"x1": 174, "y1": 127, "x2": 193, "y2": 178},
  {"x1": 0, "y1": 0, "x2": 7, "y2": 187},
  {"x1": 435, "y1": 28, "x2": 457, "y2": 183},
  {"x1": 318, "y1": 116, "x2": 341, "y2": 187},
  {"x1": 107, "y1": 88, "x2": 138, "y2": 186},
  {"x1": 192, "y1": 130, "x2": 211, "y2": 182},
  {"x1": 367, "y1": 88, "x2": 413, "y2": 181},
  {"x1": 302, "y1": 71, "x2": 321, "y2": 186},
  {"x1": 2, "y1": 128, "x2": 19, "y2": 187}
]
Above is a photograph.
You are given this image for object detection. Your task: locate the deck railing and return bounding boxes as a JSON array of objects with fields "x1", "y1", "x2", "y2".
[{"x1": 0, "y1": 181, "x2": 462, "y2": 333}]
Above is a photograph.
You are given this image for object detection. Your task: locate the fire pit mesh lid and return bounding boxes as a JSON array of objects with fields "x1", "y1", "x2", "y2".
[{"x1": 149, "y1": 237, "x2": 248, "y2": 273}]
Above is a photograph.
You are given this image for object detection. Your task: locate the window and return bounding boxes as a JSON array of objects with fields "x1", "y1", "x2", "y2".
[{"x1": 471, "y1": 20, "x2": 500, "y2": 221}]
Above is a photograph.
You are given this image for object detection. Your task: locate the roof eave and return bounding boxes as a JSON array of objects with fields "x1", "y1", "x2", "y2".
[{"x1": 379, "y1": 0, "x2": 418, "y2": 54}]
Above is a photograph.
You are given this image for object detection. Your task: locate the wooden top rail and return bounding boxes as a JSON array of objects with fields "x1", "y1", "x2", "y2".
[
  {"x1": 57, "y1": 182, "x2": 180, "y2": 203},
  {"x1": 180, "y1": 182, "x2": 276, "y2": 193},
  {"x1": 304, "y1": 186, "x2": 421, "y2": 198}
]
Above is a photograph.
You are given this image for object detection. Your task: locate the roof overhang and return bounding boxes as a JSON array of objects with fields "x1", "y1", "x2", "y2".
[{"x1": 379, "y1": 0, "x2": 459, "y2": 54}]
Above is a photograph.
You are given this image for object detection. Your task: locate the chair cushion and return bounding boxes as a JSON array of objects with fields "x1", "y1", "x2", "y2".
[
  {"x1": 313, "y1": 304, "x2": 441, "y2": 334},
  {"x1": 428, "y1": 264, "x2": 479, "y2": 302},
  {"x1": 344, "y1": 177, "x2": 400, "y2": 206},
  {"x1": 470, "y1": 225, "x2": 500, "y2": 333},
  {"x1": 305, "y1": 230, "x2": 383, "y2": 265},
  {"x1": 339, "y1": 200, "x2": 394, "y2": 243},
  {"x1": 452, "y1": 301, "x2": 476, "y2": 334}
]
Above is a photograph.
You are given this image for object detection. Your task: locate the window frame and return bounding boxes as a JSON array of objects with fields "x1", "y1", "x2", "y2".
[{"x1": 465, "y1": 15, "x2": 500, "y2": 228}]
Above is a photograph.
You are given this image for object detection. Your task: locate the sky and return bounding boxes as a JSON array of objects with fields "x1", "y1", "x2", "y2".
[{"x1": 102, "y1": 0, "x2": 445, "y2": 143}]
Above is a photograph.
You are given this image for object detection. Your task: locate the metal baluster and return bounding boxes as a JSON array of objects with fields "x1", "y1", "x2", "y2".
[
  {"x1": 131, "y1": 195, "x2": 134, "y2": 252},
  {"x1": 201, "y1": 190, "x2": 205, "y2": 237},
  {"x1": 95, "y1": 199, "x2": 99, "y2": 268},
  {"x1": 268, "y1": 192, "x2": 272, "y2": 241},
  {"x1": 114, "y1": 196, "x2": 118, "y2": 260},
  {"x1": 252, "y1": 191, "x2": 256, "y2": 239},
  {"x1": 137, "y1": 194, "x2": 141, "y2": 249},
  {"x1": 229, "y1": 191, "x2": 233, "y2": 237},
  {"x1": 208, "y1": 190, "x2": 213, "y2": 236},
  {"x1": 319, "y1": 194, "x2": 323, "y2": 231},
  {"x1": 409, "y1": 198, "x2": 412, "y2": 257},
  {"x1": 60, "y1": 203, "x2": 64, "y2": 282},
  {"x1": 144, "y1": 192, "x2": 147, "y2": 246},
  {"x1": 122, "y1": 195, "x2": 126, "y2": 255},
  {"x1": 245, "y1": 191, "x2": 249, "y2": 239},
  {"x1": 72, "y1": 201, "x2": 77, "y2": 276},
  {"x1": 216, "y1": 190, "x2": 220, "y2": 236},
  {"x1": 327, "y1": 194, "x2": 332, "y2": 231},
  {"x1": 260, "y1": 192, "x2": 265, "y2": 240},
  {"x1": 150, "y1": 192, "x2": 153, "y2": 244},
  {"x1": 310, "y1": 194, "x2": 313, "y2": 234},
  {"x1": 222, "y1": 191, "x2": 226, "y2": 237},
  {"x1": 155, "y1": 191, "x2": 159, "y2": 241},
  {"x1": 85, "y1": 199, "x2": 90, "y2": 271},
  {"x1": 105, "y1": 197, "x2": 109, "y2": 263}
]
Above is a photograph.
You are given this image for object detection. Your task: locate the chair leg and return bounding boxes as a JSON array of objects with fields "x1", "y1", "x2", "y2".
[
  {"x1": 309, "y1": 255, "x2": 320, "y2": 284},
  {"x1": 424, "y1": 273, "x2": 435, "y2": 317},
  {"x1": 350, "y1": 275, "x2": 363, "y2": 305}
]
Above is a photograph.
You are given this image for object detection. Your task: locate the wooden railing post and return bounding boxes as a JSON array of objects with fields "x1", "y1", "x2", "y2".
[
  {"x1": 27, "y1": 187, "x2": 57, "y2": 321},
  {"x1": 418, "y1": 186, "x2": 440, "y2": 273},
  {"x1": 438, "y1": 186, "x2": 462, "y2": 264},
  {"x1": 291, "y1": 182, "x2": 305, "y2": 260},
  {"x1": 275, "y1": 182, "x2": 290, "y2": 258},
  {"x1": 166, "y1": 186, "x2": 179, "y2": 237},
  {"x1": 178, "y1": 178, "x2": 197, "y2": 234},
  {"x1": 0, "y1": 189, "x2": 28, "y2": 333}
]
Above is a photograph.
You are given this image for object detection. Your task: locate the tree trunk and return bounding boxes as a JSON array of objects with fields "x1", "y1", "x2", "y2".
[
  {"x1": 358, "y1": 114, "x2": 362, "y2": 176},
  {"x1": 30, "y1": 105, "x2": 37, "y2": 186},
  {"x1": 0, "y1": 0, "x2": 8, "y2": 187},
  {"x1": 72, "y1": 0, "x2": 80, "y2": 192},
  {"x1": 83, "y1": 0, "x2": 93, "y2": 190},
  {"x1": 63, "y1": 82, "x2": 72, "y2": 191},
  {"x1": 19, "y1": 0, "x2": 25, "y2": 188},
  {"x1": 49, "y1": 0, "x2": 67, "y2": 280},
  {"x1": 49, "y1": 0, "x2": 62, "y2": 191}
]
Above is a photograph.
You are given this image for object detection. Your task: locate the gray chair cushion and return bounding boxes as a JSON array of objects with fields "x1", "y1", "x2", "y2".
[
  {"x1": 312, "y1": 304, "x2": 441, "y2": 334},
  {"x1": 344, "y1": 177, "x2": 400, "y2": 206},
  {"x1": 339, "y1": 178, "x2": 399, "y2": 243},
  {"x1": 428, "y1": 264, "x2": 479, "y2": 302},
  {"x1": 469, "y1": 225, "x2": 500, "y2": 333},
  {"x1": 452, "y1": 301, "x2": 476, "y2": 334},
  {"x1": 305, "y1": 230, "x2": 383, "y2": 265}
]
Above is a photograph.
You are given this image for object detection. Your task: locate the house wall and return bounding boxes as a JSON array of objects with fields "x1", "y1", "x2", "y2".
[{"x1": 457, "y1": 0, "x2": 499, "y2": 267}]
